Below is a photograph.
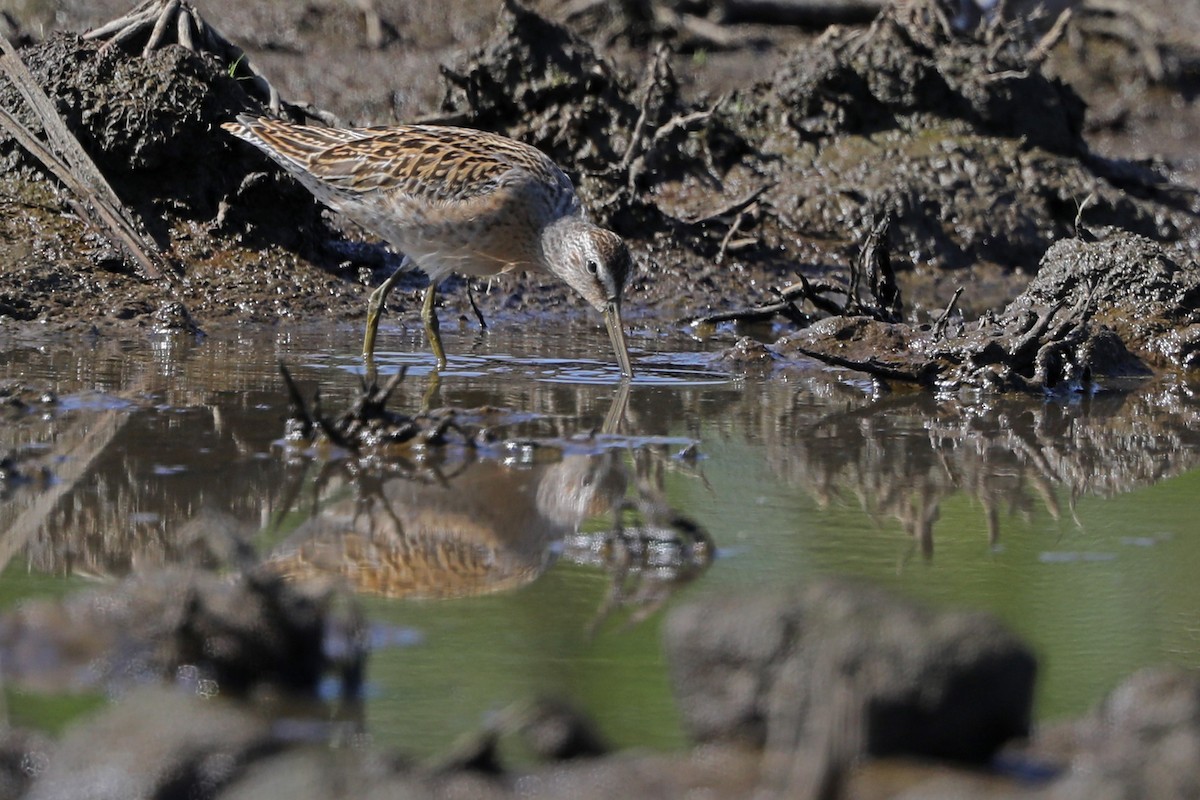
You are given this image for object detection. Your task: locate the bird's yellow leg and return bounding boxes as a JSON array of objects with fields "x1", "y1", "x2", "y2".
[
  {"x1": 363, "y1": 256, "x2": 411, "y2": 360},
  {"x1": 422, "y1": 282, "x2": 447, "y2": 370}
]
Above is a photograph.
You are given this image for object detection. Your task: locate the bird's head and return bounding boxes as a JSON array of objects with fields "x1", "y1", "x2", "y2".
[{"x1": 543, "y1": 219, "x2": 635, "y2": 376}]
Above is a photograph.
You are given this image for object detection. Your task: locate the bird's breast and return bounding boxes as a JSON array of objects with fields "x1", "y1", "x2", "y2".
[{"x1": 326, "y1": 176, "x2": 556, "y2": 281}]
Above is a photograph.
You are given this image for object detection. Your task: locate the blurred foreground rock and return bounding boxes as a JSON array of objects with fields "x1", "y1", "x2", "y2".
[
  {"x1": 24, "y1": 690, "x2": 277, "y2": 800},
  {"x1": 0, "y1": 728, "x2": 51, "y2": 800},
  {"x1": 1031, "y1": 667, "x2": 1200, "y2": 800},
  {"x1": 0, "y1": 568, "x2": 335, "y2": 696},
  {"x1": 665, "y1": 578, "x2": 1036, "y2": 763},
  {"x1": 7, "y1": 572, "x2": 1200, "y2": 797}
]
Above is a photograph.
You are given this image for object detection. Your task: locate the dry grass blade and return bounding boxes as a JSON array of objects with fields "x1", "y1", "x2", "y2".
[{"x1": 0, "y1": 30, "x2": 174, "y2": 284}]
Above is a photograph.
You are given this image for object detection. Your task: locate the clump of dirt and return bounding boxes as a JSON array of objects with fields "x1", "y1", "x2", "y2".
[
  {"x1": 0, "y1": 30, "x2": 371, "y2": 329},
  {"x1": 775, "y1": 5, "x2": 1083, "y2": 153},
  {"x1": 1015, "y1": 232, "x2": 1200, "y2": 367},
  {"x1": 745, "y1": 1, "x2": 1200, "y2": 281},
  {"x1": 1, "y1": 35, "x2": 309, "y2": 232},
  {"x1": 436, "y1": 0, "x2": 750, "y2": 240},
  {"x1": 771, "y1": 229, "x2": 1200, "y2": 392},
  {"x1": 437, "y1": 0, "x2": 639, "y2": 182}
]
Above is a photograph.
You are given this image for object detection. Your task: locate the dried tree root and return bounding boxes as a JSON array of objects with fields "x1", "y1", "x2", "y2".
[
  {"x1": 85, "y1": 0, "x2": 281, "y2": 111},
  {"x1": 601, "y1": 44, "x2": 726, "y2": 207},
  {"x1": 685, "y1": 210, "x2": 898, "y2": 328},
  {"x1": 83, "y1": 0, "x2": 341, "y2": 125},
  {"x1": 1026, "y1": 7, "x2": 1073, "y2": 67}
]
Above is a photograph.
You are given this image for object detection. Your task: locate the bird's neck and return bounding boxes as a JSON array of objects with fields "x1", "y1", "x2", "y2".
[{"x1": 539, "y1": 213, "x2": 591, "y2": 271}]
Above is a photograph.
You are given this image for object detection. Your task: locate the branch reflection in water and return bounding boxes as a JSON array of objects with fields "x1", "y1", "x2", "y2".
[
  {"x1": 266, "y1": 376, "x2": 713, "y2": 626},
  {"x1": 755, "y1": 375, "x2": 1200, "y2": 561}
]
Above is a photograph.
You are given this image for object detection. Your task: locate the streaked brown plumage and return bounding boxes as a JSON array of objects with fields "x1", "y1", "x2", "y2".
[{"x1": 222, "y1": 114, "x2": 634, "y2": 376}]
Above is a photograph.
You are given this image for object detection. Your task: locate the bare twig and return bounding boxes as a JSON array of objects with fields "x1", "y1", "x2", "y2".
[
  {"x1": 1027, "y1": 8, "x2": 1072, "y2": 67},
  {"x1": 686, "y1": 298, "x2": 806, "y2": 328},
  {"x1": 686, "y1": 183, "x2": 772, "y2": 225},
  {"x1": 618, "y1": 43, "x2": 670, "y2": 174},
  {"x1": 83, "y1": 6, "x2": 158, "y2": 41},
  {"x1": 650, "y1": 106, "x2": 717, "y2": 146},
  {"x1": 931, "y1": 287, "x2": 964, "y2": 341},
  {"x1": 716, "y1": 211, "x2": 744, "y2": 265},
  {"x1": 683, "y1": 271, "x2": 842, "y2": 328},
  {"x1": 787, "y1": 340, "x2": 937, "y2": 386},
  {"x1": 1073, "y1": 191, "x2": 1097, "y2": 240},
  {"x1": 794, "y1": 273, "x2": 848, "y2": 318},
  {"x1": 85, "y1": 0, "x2": 306, "y2": 116},
  {"x1": 142, "y1": 0, "x2": 179, "y2": 57},
  {"x1": 176, "y1": 6, "x2": 196, "y2": 51}
]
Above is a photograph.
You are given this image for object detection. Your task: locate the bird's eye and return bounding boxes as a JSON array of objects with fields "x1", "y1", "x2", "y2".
[{"x1": 586, "y1": 259, "x2": 599, "y2": 275}]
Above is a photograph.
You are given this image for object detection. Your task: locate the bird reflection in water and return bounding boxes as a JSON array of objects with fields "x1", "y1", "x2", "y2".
[{"x1": 268, "y1": 382, "x2": 711, "y2": 624}]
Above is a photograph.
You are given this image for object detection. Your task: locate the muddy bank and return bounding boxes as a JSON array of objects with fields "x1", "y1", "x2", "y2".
[{"x1": 0, "y1": 0, "x2": 1197, "y2": 362}]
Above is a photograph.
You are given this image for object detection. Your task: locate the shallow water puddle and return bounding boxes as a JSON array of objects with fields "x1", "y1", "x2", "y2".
[{"x1": 3, "y1": 322, "x2": 1200, "y2": 756}]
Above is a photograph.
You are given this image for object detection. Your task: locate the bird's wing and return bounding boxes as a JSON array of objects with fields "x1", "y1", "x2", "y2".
[
  {"x1": 224, "y1": 116, "x2": 569, "y2": 205},
  {"x1": 223, "y1": 115, "x2": 376, "y2": 152}
]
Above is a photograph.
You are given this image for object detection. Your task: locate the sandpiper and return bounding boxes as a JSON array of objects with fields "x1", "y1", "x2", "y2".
[{"x1": 222, "y1": 115, "x2": 634, "y2": 377}]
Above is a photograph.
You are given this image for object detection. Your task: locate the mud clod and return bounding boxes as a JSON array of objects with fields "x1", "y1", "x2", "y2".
[{"x1": 772, "y1": 230, "x2": 1196, "y2": 392}]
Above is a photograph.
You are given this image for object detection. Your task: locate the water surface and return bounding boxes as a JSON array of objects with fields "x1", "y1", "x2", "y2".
[{"x1": 2, "y1": 320, "x2": 1200, "y2": 756}]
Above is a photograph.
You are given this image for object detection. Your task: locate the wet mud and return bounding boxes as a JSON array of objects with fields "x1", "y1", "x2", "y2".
[
  {"x1": 767, "y1": 230, "x2": 1200, "y2": 391},
  {"x1": 0, "y1": 0, "x2": 1196, "y2": 371}
]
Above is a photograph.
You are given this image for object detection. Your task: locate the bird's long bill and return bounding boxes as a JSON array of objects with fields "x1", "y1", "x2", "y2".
[{"x1": 604, "y1": 302, "x2": 634, "y2": 378}]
